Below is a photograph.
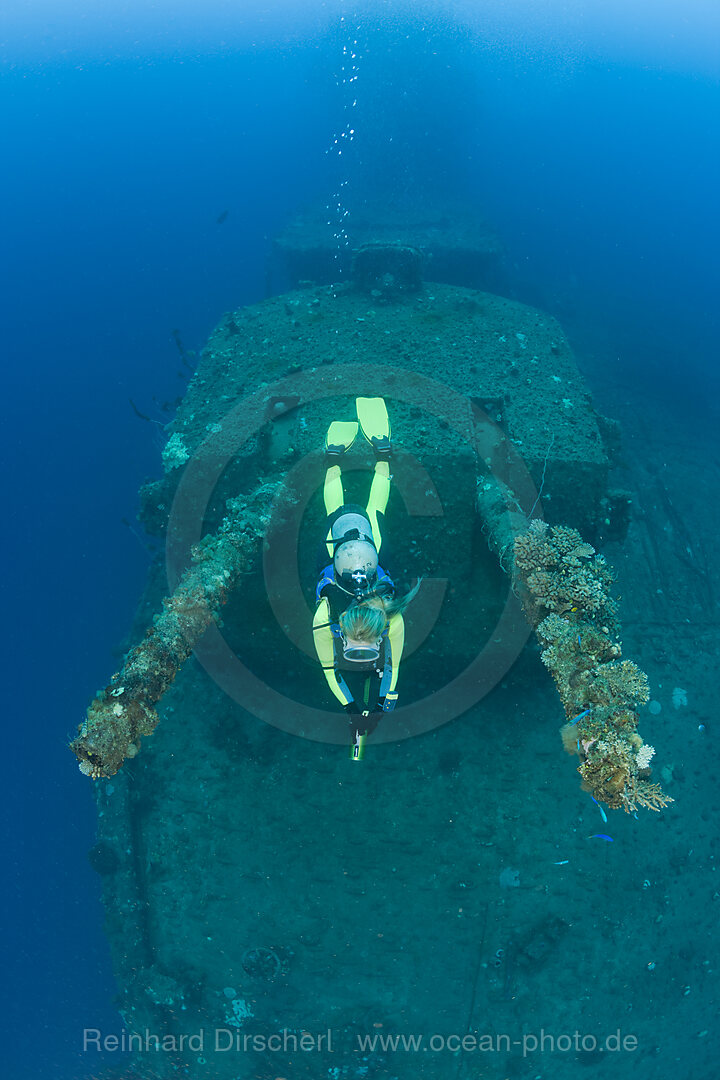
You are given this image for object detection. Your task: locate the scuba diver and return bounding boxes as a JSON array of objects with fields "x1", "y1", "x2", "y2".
[{"x1": 312, "y1": 397, "x2": 420, "y2": 760}]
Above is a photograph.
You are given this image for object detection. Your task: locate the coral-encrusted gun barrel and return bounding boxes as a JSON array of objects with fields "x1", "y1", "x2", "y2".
[
  {"x1": 71, "y1": 494, "x2": 269, "y2": 779},
  {"x1": 476, "y1": 475, "x2": 672, "y2": 814},
  {"x1": 516, "y1": 521, "x2": 672, "y2": 813}
]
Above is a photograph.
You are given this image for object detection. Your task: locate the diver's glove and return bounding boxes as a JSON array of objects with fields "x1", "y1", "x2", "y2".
[
  {"x1": 346, "y1": 702, "x2": 380, "y2": 740},
  {"x1": 348, "y1": 709, "x2": 380, "y2": 738}
]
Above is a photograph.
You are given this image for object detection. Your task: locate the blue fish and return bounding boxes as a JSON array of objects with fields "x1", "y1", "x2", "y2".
[
  {"x1": 588, "y1": 833, "x2": 614, "y2": 842},
  {"x1": 569, "y1": 708, "x2": 590, "y2": 725},
  {"x1": 591, "y1": 796, "x2": 608, "y2": 823}
]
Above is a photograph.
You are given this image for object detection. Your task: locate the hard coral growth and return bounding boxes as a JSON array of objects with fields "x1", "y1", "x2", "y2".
[
  {"x1": 161, "y1": 432, "x2": 190, "y2": 472},
  {"x1": 514, "y1": 522, "x2": 672, "y2": 814},
  {"x1": 514, "y1": 520, "x2": 614, "y2": 616}
]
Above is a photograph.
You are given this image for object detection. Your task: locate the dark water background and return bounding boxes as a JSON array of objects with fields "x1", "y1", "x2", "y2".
[{"x1": 2, "y1": 2, "x2": 718, "y2": 1076}]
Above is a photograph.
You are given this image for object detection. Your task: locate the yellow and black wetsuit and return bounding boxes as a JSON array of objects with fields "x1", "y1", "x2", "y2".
[
  {"x1": 312, "y1": 454, "x2": 403, "y2": 725},
  {"x1": 312, "y1": 575, "x2": 403, "y2": 719}
]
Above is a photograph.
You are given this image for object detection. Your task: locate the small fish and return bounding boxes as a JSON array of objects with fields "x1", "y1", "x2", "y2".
[
  {"x1": 569, "y1": 708, "x2": 590, "y2": 725},
  {"x1": 578, "y1": 634, "x2": 582, "y2": 646},
  {"x1": 588, "y1": 834, "x2": 614, "y2": 842},
  {"x1": 591, "y1": 796, "x2": 608, "y2": 823},
  {"x1": 553, "y1": 860, "x2": 569, "y2": 865}
]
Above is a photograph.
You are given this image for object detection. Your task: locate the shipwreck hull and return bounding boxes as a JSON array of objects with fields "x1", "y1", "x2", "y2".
[{"x1": 90, "y1": 273, "x2": 629, "y2": 1079}]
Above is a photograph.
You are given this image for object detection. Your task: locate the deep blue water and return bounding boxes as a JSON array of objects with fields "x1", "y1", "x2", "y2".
[{"x1": 3, "y1": 3, "x2": 719, "y2": 1077}]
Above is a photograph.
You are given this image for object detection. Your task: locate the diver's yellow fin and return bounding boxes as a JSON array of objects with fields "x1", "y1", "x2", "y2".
[
  {"x1": 356, "y1": 397, "x2": 392, "y2": 459},
  {"x1": 325, "y1": 420, "x2": 358, "y2": 458}
]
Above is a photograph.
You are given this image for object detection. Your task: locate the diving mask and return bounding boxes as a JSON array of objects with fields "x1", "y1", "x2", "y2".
[{"x1": 341, "y1": 634, "x2": 382, "y2": 663}]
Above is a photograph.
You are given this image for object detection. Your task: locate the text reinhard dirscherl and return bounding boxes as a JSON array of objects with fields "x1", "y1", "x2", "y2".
[{"x1": 83, "y1": 1028, "x2": 639, "y2": 1059}]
